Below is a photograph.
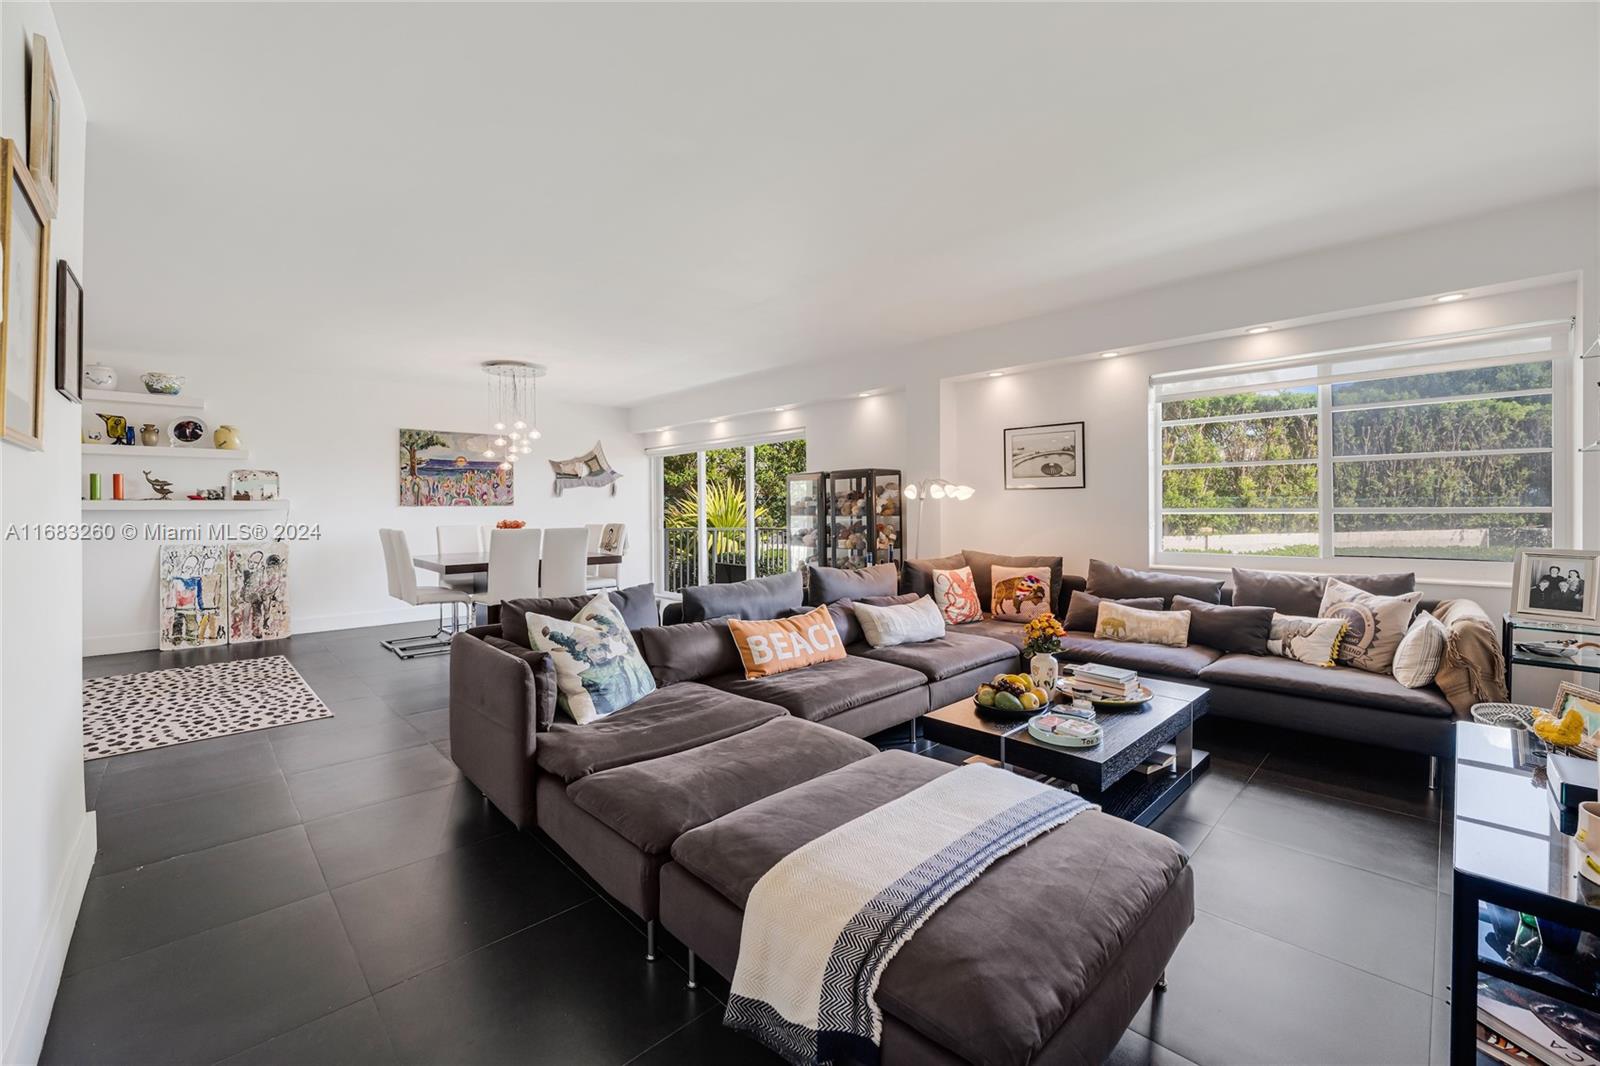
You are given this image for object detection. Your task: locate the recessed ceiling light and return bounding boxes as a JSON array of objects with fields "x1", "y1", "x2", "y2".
[
  {"x1": 987, "y1": 371, "x2": 1003, "y2": 378},
  {"x1": 773, "y1": 404, "x2": 791, "y2": 412},
  {"x1": 858, "y1": 391, "x2": 872, "y2": 398},
  {"x1": 1246, "y1": 326, "x2": 1271, "y2": 335},
  {"x1": 1435, "y1": 292, "x2": 1467, "y2": 303},
  {"x1": 1099, "y1": 351, "x2": 1120, "y2": 359}
]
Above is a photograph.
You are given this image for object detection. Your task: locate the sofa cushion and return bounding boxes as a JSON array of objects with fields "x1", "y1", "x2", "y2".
[
  {"x1": 706, "y1": 654, "x2": 927, "y2": 723},
  {"x1": 1171, "y1": 595, "x2": 1273, "y2": 655},
  {"x1": 990, "y1": 565, "x2": 1054, "y2": 623},
  {"x1": 1056, "y1": 634, "x2": 1222, "y2": 679},
  {"x1": 854, "y1": 596, "x2": 945, "y2": 648},
  {"x1": 1392, "y1": 612, "x2": 1448, "y2": 689},
  {"x1": 1094, "y1": 601, "x2": 1190, "y2": 647},
  {"x1": 1230, "y1": 568, "x2": 1415, "y2": 618},
  {"x1": 524, "y1": 597, "x2": 656, "y2": 724},
  {"x1": 932, "y1": 566, "x2": 983, "y2": 625},
  {"x1": 500, "y1": 584, "x2": 658, "y2": 647},
  {"x1": 953, "y1": 616, "x2": 1029, "y2": 650},
  {"x1": 857, "y1": 631, "x2": 1018, "y2": 682},
  {"x1": 481, "y1": 636, "x2": 559, "y2": 730},
  {"x1": 1200, "y1": 653, "x2": 1454, "y2": 718},
  {"x1": 806, "y1": 563, "x2": 899, "y2": 606},
  {"x1": 636, "y1": 621, "x2": 742, "y2": 686},
  {"x1": 681, "y1": 571, "x2": 803, "y2": 623},
  {"x1": 1267, "y1": 614, "x2": 1347, "y2": 668},
  {"x1": 534, "y1": 681, "x2": 784, "y2": 782},
  {"x1": 566, "y1": 717, "x2": 876, "y2": 855},
  {"x1": 963, "y1": 550, "x2": 1063, "y2": 616},
  {"x1": 1319, "y1": 577, "x2": 1422, "y2": 675},
  {"x1": 1086, "y1": 559, "x2": 1222, "y2": 608},
  {"x1": 728, "y1": 605, "x2": 847, "y2": 679},
  {"x1": 826, "y1": 594, "x2": 919, "y2": 646},
  {"x1": 904, "y1": 552, "x2": 968, "y2": 598},
  {"x1": 1064, "y1": 591, "x2": 1163, "y2": 632}
]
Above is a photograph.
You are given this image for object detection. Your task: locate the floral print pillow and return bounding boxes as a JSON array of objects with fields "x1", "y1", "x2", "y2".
[
  {"x1": 932, "y1": 566, "x2": 983, "y2": 624},
  {"x1": 525, "y1": 595, "x2": 656, "y2": 724}
]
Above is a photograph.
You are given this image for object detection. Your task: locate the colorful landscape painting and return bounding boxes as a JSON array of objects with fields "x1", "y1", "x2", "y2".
[
  {"x1": 399, "y1": 428, "x2": 513, "y2": 507},
  {"x1": 158, "y1": 544, "x2": 229, "y2": 650},
  {"x1": 228, "y1": 542, "x2": 290, "y2": 644}
]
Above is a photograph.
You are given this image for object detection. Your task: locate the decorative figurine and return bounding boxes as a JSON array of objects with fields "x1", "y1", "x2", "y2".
[
  {"x1": 142, "y1": 470, "x2": 175, "y2": 500},
  {"x1": 97, "y1": 413, "x2": 130, "y2": 444}
]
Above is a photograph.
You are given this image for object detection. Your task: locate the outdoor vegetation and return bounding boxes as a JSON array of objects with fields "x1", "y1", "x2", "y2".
[{"x1": 662, "y1": 440, "x2": 808, "y2": 588}]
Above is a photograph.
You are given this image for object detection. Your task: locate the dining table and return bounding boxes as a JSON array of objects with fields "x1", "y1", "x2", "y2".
[{"x1": 412, "y1": 550, "x2": 624, "y2": 625}]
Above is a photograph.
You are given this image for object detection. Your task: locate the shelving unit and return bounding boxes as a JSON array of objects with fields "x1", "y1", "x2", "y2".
[
  {"x1": 83, "y1": 388, "x2": 206, "y2": 411},
  {"x1": 82, "y1": 499, "x2": 286, "y2": 511},
  {"x1": 82, "y1": 444, "x2": 249, "y2": 461}
]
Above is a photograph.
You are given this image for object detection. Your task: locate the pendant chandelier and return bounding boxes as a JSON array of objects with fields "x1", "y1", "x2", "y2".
[{"x1": 480, "y1": 361, "x2": 545, "y2": 470}]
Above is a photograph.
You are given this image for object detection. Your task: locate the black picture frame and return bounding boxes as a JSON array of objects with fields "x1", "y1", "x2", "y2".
[
  {"x1": 1002, "y1": 420, "x2": 1086, "y2": 490},
  {"x1": 54, "y1": 259, "x2": 82, "y2": 403}
]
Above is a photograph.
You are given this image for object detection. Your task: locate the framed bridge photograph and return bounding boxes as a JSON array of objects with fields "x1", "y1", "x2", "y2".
[{"x1": 1004, "y1": 421, "x2": 1085, "y2": 490}]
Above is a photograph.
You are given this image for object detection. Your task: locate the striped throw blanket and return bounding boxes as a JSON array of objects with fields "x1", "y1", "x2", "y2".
[{"x1": 725, "y1": 765, "x2": 1095, "y2": 1065}]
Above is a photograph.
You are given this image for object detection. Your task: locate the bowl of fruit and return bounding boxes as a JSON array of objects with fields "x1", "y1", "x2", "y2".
[{"x1": 974, "y1": 673, "x2": 1054, "y2": 718}]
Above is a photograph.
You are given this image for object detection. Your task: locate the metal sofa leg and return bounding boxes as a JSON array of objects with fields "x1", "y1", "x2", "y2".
[
  {"x1": 646, "y1": 920, "x2": 657, "y2": 963},
  {"x1": 1428, "y1": 756, "x2": 1439, "y2": 791},
  {"x1": 1155, "y1": 971, "x2": 1168, "y2": 992},
  {"x1": 687, "y1": 951, "x2": 698, "y2": 989}
]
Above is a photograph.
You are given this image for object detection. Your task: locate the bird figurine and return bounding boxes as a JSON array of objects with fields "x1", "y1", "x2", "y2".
[{"x1": 142, "y1": 470, "x2": 175, "y2": 500}]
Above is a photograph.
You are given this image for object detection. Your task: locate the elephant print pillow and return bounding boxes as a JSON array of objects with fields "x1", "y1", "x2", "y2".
[
  {"x1": 1094, "y1": 601, "x2": 1191, "y2": 647},
  {"x1": 991, "y1": 565, "x2": 1052, "y2": 623}
]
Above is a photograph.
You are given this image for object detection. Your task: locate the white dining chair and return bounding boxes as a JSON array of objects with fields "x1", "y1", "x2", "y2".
[
  {"x1": 584, "y1": 524, "x2": 605, "y2": 587},
  {"x1": 541, "y1": 527, "x2": 591, "y2": 598},
  {"x1": 470, "y1": 528, "x2": 544, "y2": 610},
  {"x1": 377, "y1": 529, "x2": 471, "y2": 658},
  {"x1": 436, "y1": 524, "x2": 484, "y2": 593},
  {"x1": 586, "y1": 522, "x2": 627, "y2": 591}
]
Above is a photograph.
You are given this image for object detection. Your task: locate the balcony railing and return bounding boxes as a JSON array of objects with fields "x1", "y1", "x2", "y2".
[{"x1": 662, "y1": 526, "x2": 795, "y2": 593}]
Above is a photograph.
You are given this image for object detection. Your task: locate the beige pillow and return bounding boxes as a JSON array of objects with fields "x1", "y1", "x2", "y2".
[
  {"x1": 932, "y1": 566, "x2": 983, "y2": 625},
  {"x1": 1267, "y1": 614, "x2": 1347, "y2": 668},
  {"x1": 1392, "y1": 612, "x2": 1448, "y2": 688},
  {"x1": 991, "y1": 565, "x2": 1052, "y2": 623},
  {"x1": 1094, "y1": 601, "x2": 1190, "y2": 647},
  {"x1": 1431, "y1": 599, "x2": 1508, "y2": 714},
  {"x1": 1318, "y1": 577, "x2": 1422, "y2": 674}
]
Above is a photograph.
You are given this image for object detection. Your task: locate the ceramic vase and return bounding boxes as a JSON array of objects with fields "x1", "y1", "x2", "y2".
[
  {"x1": 213, "y1": 425, "x2": 240, "y2": 450},
  {"x1": 141, "y1": 372, "x2": 185, "y2": 396},
  {"x1": 84, "y1": 364, "x2": 116, "y2": 390},
  {"x1": 140, "y1": 423, "x2": 160, "y2": 447},
  {"x1": 1030, "y1": 653, "x2": 1060, "y2": 689}
]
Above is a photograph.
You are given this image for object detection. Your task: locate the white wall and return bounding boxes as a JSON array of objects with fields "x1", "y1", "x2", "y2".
[
  {"x1": 80, "y1": 355, "x2": 649, "y2": 653},
  {"x1": 1, "y1": 5, "x2": 95, "y2": 1063},
  {"x1": 639, "y1": 393, "x2": 905, "y2": 472}
]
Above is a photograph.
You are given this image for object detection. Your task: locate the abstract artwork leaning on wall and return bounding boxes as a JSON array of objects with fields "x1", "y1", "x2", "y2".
[{"x1": 398, "y1": 427, "x2": 514, "y2": 506}]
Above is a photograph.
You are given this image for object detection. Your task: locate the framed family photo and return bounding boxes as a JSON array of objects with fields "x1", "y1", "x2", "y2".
[
  {"x1": 1511, "y1": 549, "x2": 1600, "y2": 623},
  {"x1": 1003, "y1": 421, "x2": 1085, "y2": 490}
]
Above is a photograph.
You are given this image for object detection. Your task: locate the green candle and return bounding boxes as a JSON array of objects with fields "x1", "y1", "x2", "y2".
[{"x1": 89, "y1": 473, "x2": 102, "y2": 501}]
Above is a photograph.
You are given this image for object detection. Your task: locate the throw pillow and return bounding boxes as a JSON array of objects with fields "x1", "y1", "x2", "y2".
[
  {"x1": 524, "y1": 595, "x2": 657, "y2": 725},
  {"x1": 1430, "y1": 599, "x2": 1509, "y2": 714},
  {"x1": 904, "y1": 551, "x2": 968, "y2": 598},
  {"x1": 963, "y1": 550, "x2": 1064, "y2": 617},
  {"x1": 806, "y1": 563, "x2": 899, "y2": 606},
  {"x1": 501, "y1": 583, "x2": 658, "y2": 647},
  {"x1": 1266, "y1": 614, "x2": 1347, "y2": 668},
  {"x1": 990, "y1": 565, "x2": 1053, "y2": 622},
  {"x1": 1063, "y1": 591, "x2": 1163, "y2": 632},
  {"x1": 827, "y1": 594, "x2": 920, "y2": 646},
  {"x1": 1318, "y1": 577, "x2": 1422, "y2": 674},
  {"x1": 1171, "y1": 595, "x2": 1273, "y2": 655},
  {"x1": 728, "y1": 605, "x2": 847, "y2": 679},
  {"x1": 1392, "y1": 612, "x2": 1449, "y2": 689},
  {"x1": 932, "y1": 566, "x2": 983, "y2": 625},
  {"x1": 854, "y1": 596, "x2": 946, "y2": 649},
  {"x1": 1094, "y1": 601, "x2": 1190, "y2": 647},
  {"x1": 635, "y1": 621, "x2": 742, "y2": 686},
  {"x1": 1231, "y1": 568, "x2": 1416, "y2": 617},
  {"x1": 681, "y1": 571, "x2": 803, "y2": 623},
  {"x1": 1086, "y1": 558, "x2": 1223, "y2": 608}
]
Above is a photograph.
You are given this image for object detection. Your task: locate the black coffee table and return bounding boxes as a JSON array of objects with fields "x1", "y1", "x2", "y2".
[{"x1": 920, "y1": 677, "x2": 1210, "y2": 826}]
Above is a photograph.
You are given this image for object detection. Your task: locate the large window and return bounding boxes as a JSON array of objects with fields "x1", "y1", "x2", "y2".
[
  {"x1": 657, "y1": 437, "x2": 807, "y2": 592},
  {"x1": 1155, "y1": 329, "x2": 1564, "y2": 563}
]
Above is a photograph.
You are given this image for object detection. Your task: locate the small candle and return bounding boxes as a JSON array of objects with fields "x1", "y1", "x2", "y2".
[
  {"x1": 112, "y1": 473, "x2": 125, "y2": 501},
  {"x1": 88, "y1": 473, "x2": 101, "y2": 501}
]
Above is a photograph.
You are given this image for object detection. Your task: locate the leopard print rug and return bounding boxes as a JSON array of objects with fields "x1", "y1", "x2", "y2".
[{"x1": 83, "y1": 655, "x2": 332, "y2": 760}]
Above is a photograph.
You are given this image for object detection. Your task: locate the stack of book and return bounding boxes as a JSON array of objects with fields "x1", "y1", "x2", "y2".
[
  {"x1": 1070, "y1": 663, "x2": 1141, "y2": 701},
  {"x1": 1477, "y1": 975, "x2": 1600, "y2": 1066}
]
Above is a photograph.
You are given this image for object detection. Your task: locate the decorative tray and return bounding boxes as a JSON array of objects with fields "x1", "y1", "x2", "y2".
[
  {"x1": 1027, "y1": 713, "x2": 1103, "y2": 748},
  {"x1": 1056, "y1": 679, "x2": 1154, "y2": 709}
]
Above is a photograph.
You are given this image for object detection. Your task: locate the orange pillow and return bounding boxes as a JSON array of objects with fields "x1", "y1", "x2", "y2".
[{"x1": 728, "y1": 605, "x2": 847, "y2": 679}]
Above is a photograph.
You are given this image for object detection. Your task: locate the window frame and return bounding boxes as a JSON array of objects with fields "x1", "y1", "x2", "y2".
[{"x1": 1149, "y1": 326, "x2": 1573, "y2": 572}]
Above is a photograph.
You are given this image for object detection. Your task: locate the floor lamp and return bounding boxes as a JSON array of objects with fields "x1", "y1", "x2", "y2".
[{"x1": 903, "y1": 478, "x2": 975, "y2": 559}]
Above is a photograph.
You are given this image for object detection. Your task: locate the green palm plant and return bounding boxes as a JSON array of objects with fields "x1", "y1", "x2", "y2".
[{"x1": 664, "y1": 479, "x2": 770, "y2": 559}]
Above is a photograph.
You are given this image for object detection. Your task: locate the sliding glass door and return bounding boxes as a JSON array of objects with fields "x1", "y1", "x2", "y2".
[{"x1": 657, "y1": 437, "x2": 806, "y2": 592}]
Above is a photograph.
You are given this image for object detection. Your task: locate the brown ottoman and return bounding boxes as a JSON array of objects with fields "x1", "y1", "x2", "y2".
[
  {"x1": 538, "y1": 716, "x2": 875, "y2": 952},
  {"x1": 659, "y1": 751, "x2": 1194, "y2": 1066}
]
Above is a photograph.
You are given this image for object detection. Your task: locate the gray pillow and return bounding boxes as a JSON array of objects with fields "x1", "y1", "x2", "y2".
[
  {"x1": 806, "y1": 563, "x2": 899, "y2": 606},
  {"x1": 1064, "y1": 592, "x2": 1163, "y2": 632},
  {"x1": 681, "y1": 571, "x2": 803, "y2": 623},
  {"x1": 1086, "y1": 559, "x2": 1223, "y2": 608},
  {"x1": 827, "y1": 593, "x2": 920, "y2": 646},
  {"x1": 903, "y1": 552, "x2": 968, "y2": 598},
  {"x1": 636, "y1": 621, "x2": 742, "y2": 685},
  {"x1": 1230, "y1": 568, "x2": 1416, "y2": 618},
  {"x1": 1171, "y1": 595, "x2": 1273, "y2": 655},
  {"x1": 500, "y1": 583, "x2": 658, "y2": 648},
  {"x1": 481, "y1": 636, "x2": 559, "y2": 731},
  {"x1": 962, "y1": 549, "x2": 1064, "y2": 615}
]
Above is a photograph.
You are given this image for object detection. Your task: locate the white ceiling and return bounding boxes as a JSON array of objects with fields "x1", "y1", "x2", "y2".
[{"x1": 56, "y1": 2, "x2": 1600, "y2": 407}]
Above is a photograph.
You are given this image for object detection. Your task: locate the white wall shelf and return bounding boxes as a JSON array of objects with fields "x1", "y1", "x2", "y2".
[
  {"x1": 82, "y1": 499, "x2": 287, "y2": 511},
  {"x1": 83, "y1": 388, "x2": 207, "y2": 411},
  {"x1": 81, "y1": 444, "x2": 250, "y2": 461}
]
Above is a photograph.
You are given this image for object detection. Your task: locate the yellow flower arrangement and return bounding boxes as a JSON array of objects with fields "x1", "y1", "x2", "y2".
[{"x1": 1022, "y1": 612, "x2": 1066, "y2": 659}]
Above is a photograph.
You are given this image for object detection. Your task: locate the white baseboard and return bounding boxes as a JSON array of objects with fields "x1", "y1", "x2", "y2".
[
  {"x1": 3, "y1": 811, "x2": 97, "y2": 1066},
  {"x1": 83, "y1": 604, "x2": 447, "y2": 656}
]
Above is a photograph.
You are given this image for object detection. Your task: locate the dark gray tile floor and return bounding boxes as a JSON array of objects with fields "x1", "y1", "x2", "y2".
[{"x1": 47, "y1": 624, "x2": 1453, "y2": 1064}]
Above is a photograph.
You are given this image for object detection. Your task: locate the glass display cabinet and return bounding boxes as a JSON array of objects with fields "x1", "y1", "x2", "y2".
[
  {"x1": 824, "y1": 468, "x2": 902, "y2": 573},
  {"x1": 785, "y1": 472, "x2": 825, "y2": 575}
]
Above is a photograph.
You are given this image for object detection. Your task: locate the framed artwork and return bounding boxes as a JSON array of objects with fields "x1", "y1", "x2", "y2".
[
  {"x1": 228, "y1": 543, "x2": 290, "y2": 643},
  {"x1": 159, "y1": 544, "x2": 229, "y2": 650},
  {"x1": 1511, "y1": 549, "x2": 1599, "y2": 623},
  {"x1": 2, "y1": 139, "x2": 50, "y2": 450},
  {"x1": 1554, "y1": 682, "x2": 1600, "y2": 733},
  {"x1": 228, "y1": 469, "x2": 279, "y2": 501},
  {"x1": 399, "y1": 428, "x2": 513, "y2": 506},
  {"x1": 27, "y1": 35, "x2": 60, "y2": 218},
  {"x1": 1003, "y1": 421, "x2": 1085, "y2": 490},
  {"x1": 168, "y1": 416, "x2": 208, "y2": 445},
  {"x1": 55, "y1": 260, "x2": 82, "y2": 402}
]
